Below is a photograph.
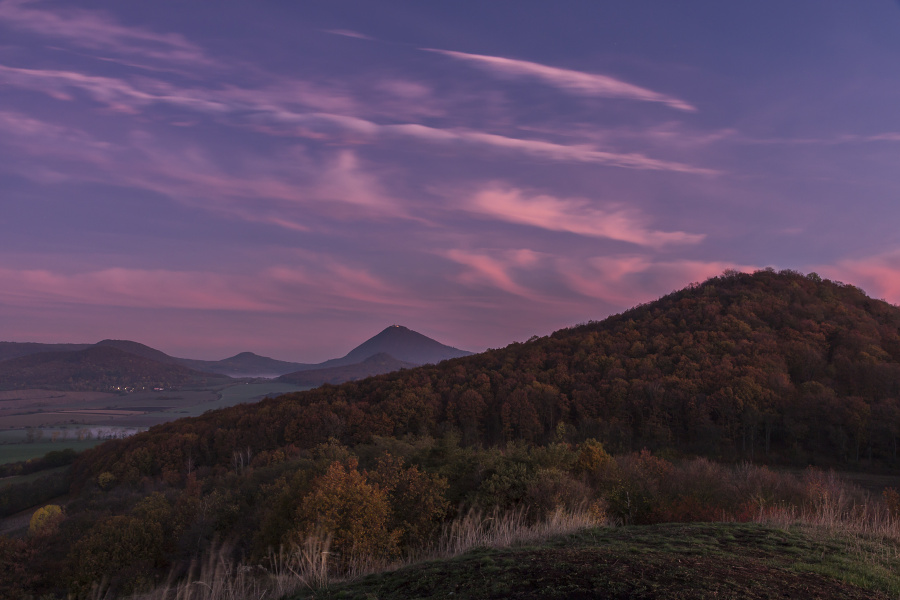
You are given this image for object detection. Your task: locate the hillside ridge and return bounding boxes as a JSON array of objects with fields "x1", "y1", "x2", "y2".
[
  {"x1": 0, "y1": 326, "x2": 469, "y2": 381},
  {"x1": 74, "y1": 269, "x2": 900, "y2": 470},
  {"x1": 0, "y1": 344, "x2": 228, "y2": 392},
  {"x1": 13, "y1": 268, "x2": 900, "y2": 599}
]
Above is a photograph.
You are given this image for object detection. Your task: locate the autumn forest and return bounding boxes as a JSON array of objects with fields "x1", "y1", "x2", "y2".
[{"x1": 3, "y1": 269, "x2": 900, "y2": 598}]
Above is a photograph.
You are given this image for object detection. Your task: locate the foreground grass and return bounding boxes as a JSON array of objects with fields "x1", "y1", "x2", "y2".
[{"x1": 291, "y1": 522, "x2": 900, "y2": 600}]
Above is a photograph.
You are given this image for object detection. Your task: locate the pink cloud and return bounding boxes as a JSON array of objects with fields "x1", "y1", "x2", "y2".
[
  {"x1": 0, "y1": 112, "x2": 405, "y2": 226},
  {"x1": 440, "y1": 249, "x2": 588, "y2": 312},
  {"x1": 867, "y1": 133, "x2": 900, "y2": 142},
  {"x1": 464, "y1": 185, "x2": 705, "y2": 246},
  {"x1": 444, "y1": 249, "x2": 537, "y2": 299},
  {"x1": 558, "y1": 256, "x2": 755, "y2": 306},
  {"x1": 0, "y1": 0, "x2": 214, "y2": 66},
  {"x1": 0, "y1": 259, "x2": 421, "y2": 314},
  {"x1": 818, "y1": 251, "x2": 900, "y2": 303},
  {"x1": 456, "y1": 131, "x2": 716, "y2": 174},
  {"x1": 426, "y1": 48, "x2": 696, "y2": 112},
  {"x1": 0, "y1": 64, "x2": 230, "y2": 114},
  {"x1": 324, "y1": 29, "x2": 375, "y2": 41},
  {"x1": 0, "y1": 267, "x2": 273, "y2": 311},
  {"x1": 732, "y1": 132, "x2": 900, "y2": 147},
  {"x1": 375, "y1": 124, "x2": 716, "y2": 173},
  {"x1": 0, "y1": 110, "x2": 106, "y2": 147},
  {"x1": 439, "y1": 247, "x2": 752, "y2": 316}
]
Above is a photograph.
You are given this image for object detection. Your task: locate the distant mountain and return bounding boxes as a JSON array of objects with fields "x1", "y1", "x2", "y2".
[
  {"x1": 95, "y1": 339, "x2": 181, "y2": 365},
  {"x1": 272, "y1": 325, "x2": 471, "y2": 386},
  {"x1": 278, "y1": 352, "x2": 417, "y2": 386},
  {"x1": 0, "y1": 341, "x2": 92, "y2": 362},
  {"x1": 316, "y1": 325, "x2": 471, "y2": 368},
  {"x1": 0, "y1": 345, "x2": 229, "y2": 392},
  {"x1": 0, "y1": 325, "x2": 471, "y2": 381},
  {"x1": 178, "y1": 352, "x2": 312, "y2": 378}
]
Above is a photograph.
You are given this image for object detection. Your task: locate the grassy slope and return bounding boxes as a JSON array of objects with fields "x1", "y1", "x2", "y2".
[{"x1": 295, "y1": 523, "x2": 899, "y2": 600}]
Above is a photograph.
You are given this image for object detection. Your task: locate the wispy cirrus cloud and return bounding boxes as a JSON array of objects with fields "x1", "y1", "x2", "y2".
[
  {"x1": 0, "y1": 109, "x2": 109, "y2": 149},
  {"x1": 0, "y1": 64, "x2": 229, "y2": 113},
  {"x1": 260, "y1": 115, "x2": 715, "y2": 173},
  {"x1": 0, "y1": 110, "x2": 405, "y2": 226},
  {"x1": 99, "y1": 142, "x2": 407, "y2": 225},
  {"x1": 448, "y1": 130, "x2": 715, "y2": 173},
  {"x1": 0, "y1": 259, "x2": 422, "y2": 313},
  {"x1": 0, "y1": 62, "x2": 715, "y2": 174},
  {"x1": 729, "y1": 131, "x2": 900, "y2": 146},
  {"x1": 324, "y1": 28, "x2": 375, "y2": 41},
  {"x1": 0, "y1": 0, "x2": 214, "y2": 66},
  {"x1": 426, "y1": 48, "x2": 696, "y2": 112},
  {"x1": 440, "y1": 246, "x2": 750, "y2": 311},
  {"x1": 558, "y1": 256, "x2": 753, "y2": 306},
  {"x1": 463, "y1": 185, "x2": 705, "y2": 246},
  {"x1": 0, "y1": 266, "x2": 275, "y2": 311},
  {"x1": 443, "y1": 249, "x2": 542, "y2": 300}
]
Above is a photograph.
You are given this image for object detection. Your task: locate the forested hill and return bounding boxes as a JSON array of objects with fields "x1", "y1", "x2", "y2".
[
  {"x1": 0, "y1": 345, "x2": 229, "y2": 391},
  {"x1": 12, "y1": 268, "x2": 900, "y2": 598},
  {"x1": 74, "y1": 268, "x2": 900, "y2": 488}
]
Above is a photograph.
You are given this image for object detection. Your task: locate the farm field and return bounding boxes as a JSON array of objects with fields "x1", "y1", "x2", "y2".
[
  {"x1": 177, "y1": 380, "x2": 313, "y2": 417},
  {"x1": 0, "y1": 381, "x2": 311, "y2": 464}
]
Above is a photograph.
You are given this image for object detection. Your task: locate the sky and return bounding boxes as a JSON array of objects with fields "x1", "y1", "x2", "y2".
[{"x1": 2, "y1": 1, "x2": 900, "y2": 362}]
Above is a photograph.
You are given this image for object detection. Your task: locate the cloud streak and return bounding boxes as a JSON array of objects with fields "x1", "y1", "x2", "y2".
[
  {"x1": 426, "y1": 48, "x2": 696, "y2": 112},
  {"x1": 1, "y1": 54, "x2": 716, "y2": 175},
  {"x1": 558, "y1": 256, "x2": 754, "y2": 306},
  {"x1": 443, "y1": 249, "x2": 540, "y2": 300},
  {"x1": 464, "y1": 185, "x2": 705, "y2": 246},
  {"x1": 0, "y1": 260, "x2": 421, "y2": 314},
  {"x1": 0, "y1": 110, "x2": 406, "y2": 227},
  {"x1": 324, "y1": 29, "x2": 375, "y2": 41},
  {"x1": 0, "y1": 0, "x2": 214, "y2": 66}
]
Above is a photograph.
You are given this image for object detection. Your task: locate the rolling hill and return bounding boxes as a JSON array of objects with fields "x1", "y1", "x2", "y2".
[
  {"x1": 0, "y1": 345, "x2": 229, "y2": 392},
  {"x1": 0, "y1": 325, "x2": 470, "y2": 381},
  {"x1": 177, "y1": 326, "x2": 468, "y2": 379},
  {"x1": 75, "y1": 269, "x2": 900, "y2": 474},
  {"x1": 95, "y1": 339, "x2": 182, "y2": 365},
  {"x1": 0, "y1": 342, "x2": 92, "y2": 362},
  {"x1": 177, "y1": 351, "x2": 312, "y2": 378}
]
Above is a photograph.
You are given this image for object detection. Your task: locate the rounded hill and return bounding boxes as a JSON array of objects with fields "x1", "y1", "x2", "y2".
[{"x1": 75, "y1": 269, "x2": 900, "y2": 479}]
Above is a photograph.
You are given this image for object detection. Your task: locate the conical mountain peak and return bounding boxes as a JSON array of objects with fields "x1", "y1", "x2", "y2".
[{"x1": 329, "y1": 325, "x2": 471, "y2": 367}]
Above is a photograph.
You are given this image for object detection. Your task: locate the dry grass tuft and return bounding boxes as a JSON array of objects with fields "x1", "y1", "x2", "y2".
[
  {"x1": 99, "y1": 505, "x2": 599, "y2": 600},
  {"x1": 122, "y1": 537, "x2": 333, "y2": 600},
  {"x1": 431, "y1": 505, "x2": 601, "y2": 559}
]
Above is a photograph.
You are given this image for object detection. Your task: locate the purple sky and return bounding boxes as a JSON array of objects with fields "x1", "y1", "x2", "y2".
[{"x1": 2, "y1": 1, "x2": 900, "y2": 362}]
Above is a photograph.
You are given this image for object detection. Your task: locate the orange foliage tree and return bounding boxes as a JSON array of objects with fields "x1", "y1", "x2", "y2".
[{"x1": 294, "y1": 458, "x2": 399, "y2": 568}]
